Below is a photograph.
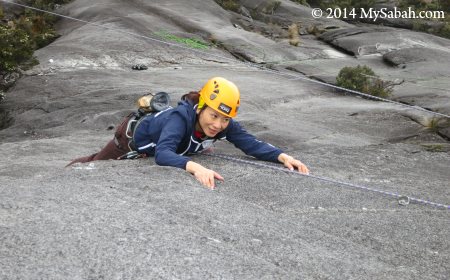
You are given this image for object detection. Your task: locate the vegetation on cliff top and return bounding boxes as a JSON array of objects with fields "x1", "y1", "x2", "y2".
[
  {"x1": 0, "y1": 1, "x2": 71, "y2": 74},
  {"x1": 336, "y1": 65, "x2": 393, "y2": 98}
]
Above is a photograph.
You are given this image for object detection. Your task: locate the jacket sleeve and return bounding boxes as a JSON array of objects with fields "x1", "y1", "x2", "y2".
[
  {"x1": 154, "y1": 112, "x2": 191, "y2": 169},
  {"x1": 225, "y1": 120, "x2": 283, "y2": 163}
]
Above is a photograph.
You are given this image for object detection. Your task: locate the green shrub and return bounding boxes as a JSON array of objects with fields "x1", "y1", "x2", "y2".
[
  {"x1": 397, "y1": 0, "x2": 446, "y2": 11},
  {"x1": 421, "y1": 143, "x2": 444, "y2": 152},
  {"x1": 155, "y1": 32, "x2": 210, "y2": 49},
  {"x1": 314, "y1": 0, "x2": 375, "y2": 10},
  {"x1": 25, "y1": 0, "x2": 72, "y2": 10},
  {"x1": 262, "y1": 0, "x2": 281, "y2": 14},
  {"x1": 0, "y1": 25, "x2": 34, "y2": 72},
  {"x1": 410, "y1": 19, "x2": 450, "y2": 40},
  {"x1": 0, "y1": 0, "x2": 72, "y2": 73},
  {"x1": 436, "y1": 22, "x2": 450, "y2": 39},
  {"x1": 336, "y1": 65, "x2": 375, "y2": 92},
  {"x1": 214, "y1": 0, "x2": 241, "y2": 12},
  {"x1": 441, "y1": 0, "x2": 450, "y2": 11},
  {"x1": 18, "y1": 7, "x2": 61, "y2": 47},
  {"x1": 336, "y1": 65, "x2": 392, "y2": 98},
  {"x1": 290, "y1": 0, "x2": 309, "y2": 6},
  {"x1": 398, "y1": 0, "x2": 450, "y2": 39},
  {"x1": 16, "y1": 15, "x2": 59, "y2": 48}
]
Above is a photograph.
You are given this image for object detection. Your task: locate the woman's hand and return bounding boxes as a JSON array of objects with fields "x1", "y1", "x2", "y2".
[
  {"x1": 186, "y1": 161, "x2": 224, "y2": 189},
  {"x1": 278, "y1": 153, "x2": 310, "y2": 174}
]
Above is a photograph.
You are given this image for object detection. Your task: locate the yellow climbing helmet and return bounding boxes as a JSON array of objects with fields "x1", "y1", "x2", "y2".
[{"x1": 198, "y1": 77, "x2": 240, "y2": 118}]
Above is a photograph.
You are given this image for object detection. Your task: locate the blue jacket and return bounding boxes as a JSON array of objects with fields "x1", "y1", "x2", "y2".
[{"x1": 133, "y1": 100, "x2": 283, "y2": 169}]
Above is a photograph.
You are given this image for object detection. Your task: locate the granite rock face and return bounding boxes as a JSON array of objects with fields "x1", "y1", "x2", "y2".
[{"x1": 0, "y1": 0, "x2": 449, "y2": 279}]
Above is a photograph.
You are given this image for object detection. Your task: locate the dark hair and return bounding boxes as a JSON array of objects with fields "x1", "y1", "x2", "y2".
[{"x1": 181, "y1": 91, "x2": 200, "y2": 104}]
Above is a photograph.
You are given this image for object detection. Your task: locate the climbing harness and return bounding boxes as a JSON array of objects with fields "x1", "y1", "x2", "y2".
[
  {"x1": 205, "y1": 153, "x2": 450, "y2": 210},
  {"x1": 2, "y1": 0, "x2": 450, "y2": 119},
  {"x1": 117, "y1": 92, "x2": 172, "y2": 159}
]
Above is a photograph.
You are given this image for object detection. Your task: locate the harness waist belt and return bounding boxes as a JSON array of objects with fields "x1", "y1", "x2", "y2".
[{"x1": 124, "y1": 111, "x2": 152, "y2": 152}]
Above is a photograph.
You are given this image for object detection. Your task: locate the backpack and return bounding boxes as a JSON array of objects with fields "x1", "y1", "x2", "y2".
[{"x1": 136, "y1": 91, "x2": 171, "y2": 116}]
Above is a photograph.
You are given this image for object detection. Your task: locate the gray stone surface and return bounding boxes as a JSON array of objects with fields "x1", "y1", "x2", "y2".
[
  {"x1": 285, "y1": 25, "x2": 450, "y2": 137},
  {"x1": 0, "y1": 0, "x2": 449, "y2": 279}
]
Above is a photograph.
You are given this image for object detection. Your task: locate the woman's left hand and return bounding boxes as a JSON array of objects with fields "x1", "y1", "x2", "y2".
[{"x1": 278, "y1": 153, "x2": 309, "y2": 174}]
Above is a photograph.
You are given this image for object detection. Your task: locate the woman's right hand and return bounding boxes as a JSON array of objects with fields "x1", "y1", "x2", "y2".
[{"x1": 186, "y1": 161, "x2": 224, "y2": 189}]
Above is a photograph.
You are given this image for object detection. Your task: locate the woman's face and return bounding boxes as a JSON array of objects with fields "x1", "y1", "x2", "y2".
[{"x1": 197, "y1": 106, "x2": 231, "y2": 137}]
